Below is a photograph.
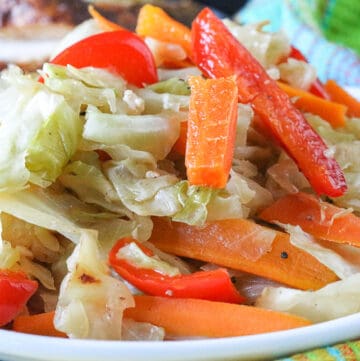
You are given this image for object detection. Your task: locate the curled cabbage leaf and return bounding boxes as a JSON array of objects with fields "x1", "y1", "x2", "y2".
[
  {"x1": 105, "y1": 157, "x2": 245, "y2": 225},
  {"x1": 0, "y1": 212, "x2": 61, "y2": 289},
  {"x1": 54, "y1": 230, "x2": 134, "y2": 339},
  {"x1": 145, "y1": 37, "x2": 187, "y2": 68},
  {"x1": 307, "y1": 114, "x2": 360, "y2": 213},
  {"x1": 0, "y1": 185, "x2": 151, "y2": 255},
  {"x1": 122, "y1": 318, "x2": 165, "y2": 341},
  {"x1": 0, "y1": 66, "x2": 81, "y2": 191},
  {"x1": 50, "y1": 19, "x2": 102, "y2": 59},
  {"x1": 136, "y1": 87, "x2": 189, "y2": 114},
  {"x1": 223, "y1": 19, "x2": 290, "y2": 68},
  {"x1": 256, "y1": 273, "x2": 360, "y2": 323},
  {"x1": 284, "y1": 224, "x2": 360, "y2": 279},
  {"x1": 278, "y1": 58, "x2": 316, "y2": 90},
  {"x1": 83, "y1": 106, "x2": 180, "y2": 160},
  {"x1": 43, "y1": 64, "x2": 126, "y2": 113},
  {"x1": 149, "y1": 78, "x2": 191, "y2": 96},
  {"x1": 0, "y1": 239, "x2": 20, "y2": 270},
  {"x1": 117, "y1": 242, "x2": 181, "y2": 276}
]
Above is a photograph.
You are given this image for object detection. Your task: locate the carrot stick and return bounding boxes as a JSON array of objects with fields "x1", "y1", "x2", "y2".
[
  {"x1": 185, "y1": 76, "x2": 238, "y2": 188},
  {"x1": 278, "y1": 82, "x2": 347, "y2": 128},
  {"x1": 259, "y1": 191, "x2": 360, "y2": 247},
  {"x1": 13, "y1": 311, "x2": 67, "y2": 338},
  {"x1": 124, "y1": 295, "x2": 311, "y2": 338},
  {"x1": 88, "y1": 5, "x2": 125, "y2": 32},
  {"x1": 136, "y1": 4, "x2": 192, "y2": 59},
  {"x1": 325, "y1": 79, "x2": 360, "y2": 118},
  {"x1": 149, "y1": 217, "x2": 338, "y2": 290}
]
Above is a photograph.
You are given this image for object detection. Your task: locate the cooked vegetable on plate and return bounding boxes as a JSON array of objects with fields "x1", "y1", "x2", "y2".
[{"x1": 1, "y1": 3, "x2": 360, "y2": 341}]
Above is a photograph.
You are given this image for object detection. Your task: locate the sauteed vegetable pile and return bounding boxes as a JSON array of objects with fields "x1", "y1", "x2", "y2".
[{"x1": 1, "y1": 4, "x2": 360, "y2": 340}]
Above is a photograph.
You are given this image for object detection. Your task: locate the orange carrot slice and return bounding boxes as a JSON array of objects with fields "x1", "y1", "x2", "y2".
[
  {"x1": 259, "y1": 191, "x2": 360, "y2": 247},
  {"x1": 124, "y1": 295, "x2": 311, "y2": 338},
  {"x1": 136, "y1": 4, "x2": 192, "y2": 59},
  {"x1": 278, "y1": 82, "x2": 347, "y2": 128},
  {"x1": 149, "y1": 217, "x2": 338, "y2": 290},
  {"x1": 185, "y1": 76, "x2": 238, "y2": 188},
  {"x1": 13, "y1": 311, "x2": 67, "y2": 338},
  {"x1": 325, "y1": 79, "x2": 360, "y2": 118},
  {"x1": 88, "y1": 5, "x2": 125, "y2": 32}
]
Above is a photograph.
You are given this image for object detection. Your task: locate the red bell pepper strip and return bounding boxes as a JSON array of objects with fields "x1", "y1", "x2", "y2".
[
  {"x1": 109, "y1": 238, "x2": 245, "y2": 304},
  {"x1": 50, "y1": 30, "x2": 158, "y2": 87},
  {"x1": 288, "y1": 46, "x2": 330, "y2": 100},
  {"x1": 0, "y1": 270, "x2": 38, "y2": 327},
  {"x1": 191, "y1": 8, "x2": 347, "y2": 197}
]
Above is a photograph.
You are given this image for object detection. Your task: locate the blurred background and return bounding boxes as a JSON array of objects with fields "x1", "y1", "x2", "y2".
[{"x1": 0, "y1": 0, "x2": 359, "y2": 85}]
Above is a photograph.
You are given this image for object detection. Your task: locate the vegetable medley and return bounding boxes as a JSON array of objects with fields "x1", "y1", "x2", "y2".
[{"x1": 1, "y1": 4, "x2": 360, "y2": 340}]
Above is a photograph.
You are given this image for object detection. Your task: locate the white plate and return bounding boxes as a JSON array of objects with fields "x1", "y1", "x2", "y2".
[
  {"x1": 346, "y1": 87, "x2": 360, "y2": 100},
  {"x1": 1, "y1": 312, "x2": 360, "y2": 361}
]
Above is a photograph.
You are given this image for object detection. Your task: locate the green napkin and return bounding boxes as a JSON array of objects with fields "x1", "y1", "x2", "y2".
[{"x1": 276, "y1": 339, "x2": 360, "y2": 360}]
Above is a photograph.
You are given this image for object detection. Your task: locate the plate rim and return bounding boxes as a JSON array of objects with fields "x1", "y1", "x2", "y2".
[{"x1": 1, "y1": 311, "x2": 360, "y2": 361}]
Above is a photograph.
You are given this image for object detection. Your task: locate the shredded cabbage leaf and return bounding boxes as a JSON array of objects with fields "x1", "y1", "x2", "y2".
[
  {"x1": 223, "y1": 19, "x2": 290, "y2": 68},
  {"x1": 0, "y1": 185, "x2": 151, "y2": 255},
  {"x1": 122, "y1": 318, "x2": 165, "y2": 341},
  {"x1": 116, "y1": 242, "x2": 181, "y2": 277},
  {"x1": 54, "y1": 230, "x2": 134, "y2": 339},
  {"x1": 149, "y1": 78, "x2": 191, "y2": 96},
  {"x1": 257, "y1": 273, "x2": 360, "y2": 323},
  {"x1": 307, "y1": 114, "x2": 360, "y2": 213},
  {"x1": 278, "y1": 58, "x2": 317, "y2": 90},
  {"x1": 0, "y1": 66, "x2": 81, "y2": 191},
  {"x1": 43, "y1": 64, "x2": 126, "y2": 113},
  {"x1": 284, "y1": 224, "x2": 360, "y2": 279},
  {"x1": 83, "y1": 106, "x2": 180, "y2": 160},
  {"x1": 50, "y1": 19, "x2": 102, "y2": 59}
]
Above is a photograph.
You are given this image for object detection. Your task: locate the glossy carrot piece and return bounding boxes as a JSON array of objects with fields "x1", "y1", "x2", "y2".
[
  {"x1": 136, "y1": 4, "x2": 192, "y2": 59},
  {"x1": 185, "y1": 76, "x2": 238, "y2": 188},
  {"x1": 325, "y1": 79, "x2": 360, "y2": 118},
  {"x1": 13, "y1": 311, "x2": 67, "y2": 338},
  {"x1": 259, "y1": 192, "x2": 360, "y2": 247},
  {"x1": 149, "y1": 217, "x2": 338, "y2": 290},
  {"x1": 124, "y1": 295, "x2": 311, "y2": 338},
  {"x1": 278, "y1": 82, "x2": 347, "y2": 128}
]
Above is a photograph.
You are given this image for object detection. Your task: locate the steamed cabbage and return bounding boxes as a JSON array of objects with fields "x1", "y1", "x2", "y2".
[
  {"x1": 0, "y1": 66, "x2": 81, "y2": 191},
  {"x1": 1, "y1": 14, "x2": 360, "y2": 342},
  {"x1": 257, "y1": 273, "x2": 360, "y2": 323},
  {"x1": 54, "y1": 230, "x2": 134, "y2": 339}
]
